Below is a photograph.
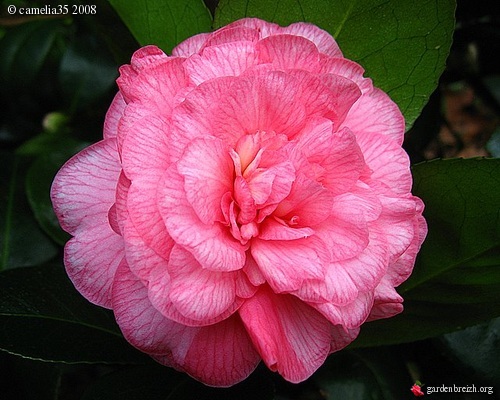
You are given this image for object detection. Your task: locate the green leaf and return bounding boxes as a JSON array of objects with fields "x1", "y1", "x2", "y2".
[
  {"x1": 82, "y1": 365, "x2": 275, "y2": 400},
  {"x1": 214, "y1": 0, "x2": 455, "y2": 129},
  {"x1": 314, "y1": 348, "x2": 410, "y2": 400},
  {"x1": 0, "y1": 264, "x2": 149, "y2": 364},
  {"x1": 355, "y1": 158, "x2": 500, "y2": 347},
  {"x1": 440, "y1": 317, "x2": 500, "y2": 385},
  {"x1": 0, "y1": 151, "x2": 58, "y2": 270},
  {"x1": 107, "y1": 0, "x2": 213, "y2": 54}
]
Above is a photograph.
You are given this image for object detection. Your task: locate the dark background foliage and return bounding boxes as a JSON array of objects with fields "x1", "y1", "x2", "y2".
[{"x1": 0, "y1": 0, "x2": 499, "y2": 399}]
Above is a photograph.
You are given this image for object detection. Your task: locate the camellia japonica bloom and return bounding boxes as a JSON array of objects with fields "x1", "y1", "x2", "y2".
[{"x1": 51, "y1": 18, "x2": 427, "y2": 387}]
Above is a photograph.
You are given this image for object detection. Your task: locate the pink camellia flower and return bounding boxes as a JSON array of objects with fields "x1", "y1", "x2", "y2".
[{"x1": 51, "y1": 18, "x2": 427, "y2": 387}]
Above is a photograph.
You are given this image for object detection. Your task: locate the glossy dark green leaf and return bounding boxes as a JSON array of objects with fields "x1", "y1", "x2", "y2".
[
  {"x1": 82, "y1": 364, "x2": 275, "y2": 400},
  {"x1": 440, "y1": 317, "x2": 500, "y2": 385},
  {"x1": 0, "y1": 264, "x2": 149, "y2": 364},
  {"x1": 355, "y1": 158, "x2": 500, "y2": 346},
  {"x1": 314, "y1": 349, "x2": 410, "y2": 400},
  {"x1": 0, "y1": 151, "x2": 58, "y2": 270},
  {"x1": 108, "y1": 0, "x2": 213, "y2": 54},
  {"x1": 214, "y1": 0, "x2": 455, "y2": 129},
  {"x1": 59, "y1": 33, "x2": 118, "y2": 112}
]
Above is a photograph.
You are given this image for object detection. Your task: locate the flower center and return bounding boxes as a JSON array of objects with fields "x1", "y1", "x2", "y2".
[{"x1": 221, "y1": 131, "x2": 293, "y2": 245}]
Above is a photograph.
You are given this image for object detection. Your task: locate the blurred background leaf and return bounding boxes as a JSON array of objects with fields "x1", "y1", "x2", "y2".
[
  {"x1": 214, "y1": 0, "x2": 455, "y2": 130},
  {"x1": 108, "y1": 0, "x2": 213, "y2": 54}
]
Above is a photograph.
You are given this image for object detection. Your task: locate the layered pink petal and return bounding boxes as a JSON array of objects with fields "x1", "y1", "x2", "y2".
[
  {"x1": 359, "y1": 133, "x2": 412, "y2": 194},
  {"x1": 314, "y1": 291, "x2": 374, "y2": 329},
  {"x1": 239, "y1": 286, "x2": 331, "y2": 383},
  {"x1": 51, "y1": 139, "x2": 121, "y2": 234},
  {"x1": 251, "y1": 236, "x2": 328, "y2": 292},
  {"x1": 120, "y1": 113, "x2": 171, "y2": 179},
  {"x1": 166, "y1": 245, "x2": 241, "y2": 323},
  {"x1": 314, "y1": 216, "x2": 369, "y2": 262},
  {"x1": 64, "y1": 224, "x2": 124, "y2": 308},
  {"x1": 112, "y1": 260, "x2": 196, "y2": 356},
  {"x1": 224, "y1": 18, "x2": 281, "y2": 39},
  {"x1": 282, "y1": 22, "x2": 342, "y2": 57},
  {"x1": 342, "y1": 86, "x2": 405, "y2": 144},
  {"x1": 172, "y1": 33, "x2": 210, "y2": 56},
  {"x1": 103, "y1": 92, "x2": 126, "y2": 139},
  {"x1": 126, "y1": 175, "x2": 174, "y2": 258},
  {"x1": 330, "y1": 325, "x2": 360, "y2": 353},
  {"x1": 203, "y1": 26, "x2": 260, "y2": 48},
  {"x1": 171, "y1": 314, "x2": 260, "y2": 387},
  {"x1": 367, "y1": 279, "x2": 404, "y2": 321},
  {"x1": 159, "y1": 166, "x2": 246, "y2": 271},
  {"x1": 273, "y1": 173, "x2": 334, "y2": 227},
  {"x1": 118, "y1": 57, "x2": 188, "y2": 115},
  {"x1": 185, "y1": 41, "x2": 258, "y2": 84},
  {"x1": 256, "y1": 34, "x2": 320, "y2": 71},
  {"x1": 177, "y1": 137, "x2": 234, "y2": 225}
]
